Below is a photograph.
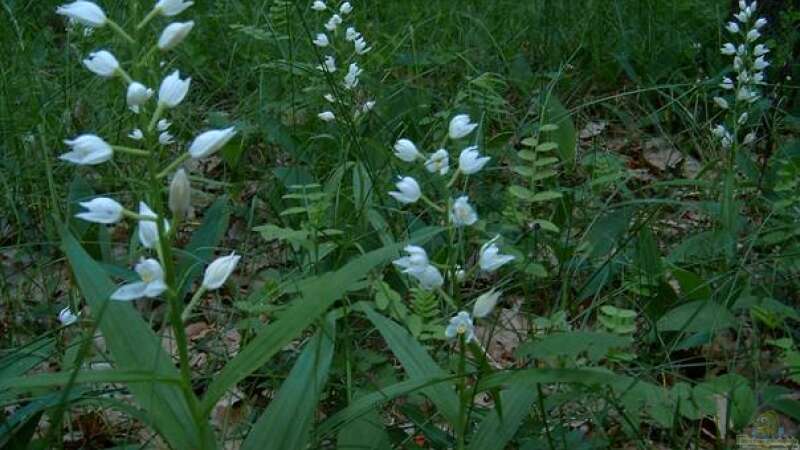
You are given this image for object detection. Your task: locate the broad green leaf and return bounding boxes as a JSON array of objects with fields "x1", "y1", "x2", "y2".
[
  {"x1": 360, "y1": 305, "x2": 460, "y2": 424},
  {"x1": 200, "y1": 228, "x2": 442, "y2": 413},
  {"x1": 508, "y1": 185, "x2": 535, "y2": 201},
  {"x1": 0, "y1": 370, "x2": 181, "y2": 392},
  {"x1": 467, "y1": 384, "x2": 538, "y2": 450},
  {"x1": 336, "y1": 409, "x2": 391, "y2": 450},
  {"x1": 241, "y1": 319, "x2": 335, "y2": 450},
  {"x1": 536, "y1": 142, "x2": 558, "y2": 152},
  {"x1": 657, "y1": 300, "x2": 735, "y2": 333},
  {"x1": 176, "y1": 197, "x2": 230, "y2": 299},
  {"x1": 59, "y1": 224, "x2": 210, "y2": 449},
  {"x1": 317, "y1": 375, "x2": 453, "y2": 438}
]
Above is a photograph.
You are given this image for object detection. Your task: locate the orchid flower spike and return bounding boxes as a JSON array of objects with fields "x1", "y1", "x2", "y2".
[{"x1": 111, "y1": 258, "x2": 168, "y2": 301}]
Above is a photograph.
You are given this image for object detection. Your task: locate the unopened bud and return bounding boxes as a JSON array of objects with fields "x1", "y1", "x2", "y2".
[{"x1": 168, "y1": 168, "x2": 191, "y2": 218}]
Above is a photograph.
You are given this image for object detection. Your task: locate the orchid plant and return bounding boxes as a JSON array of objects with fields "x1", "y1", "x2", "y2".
[{"x1": 55, "y1": 1, "x2": 241, "y2": 445}]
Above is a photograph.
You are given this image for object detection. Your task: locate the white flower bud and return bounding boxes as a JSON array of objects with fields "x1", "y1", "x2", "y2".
[
  {"x1": 713, "y1": 97, "x2": 729, "y2": 109},
  {"x1": 158, "y1": 70, "x2": 191, "y2": 108},
  {"x1": 83, "y1": 50, "x2": 120, "y2": 77},
  {"x1": 448, "y1": 114, "x2": 478, "y2": 140},
  {"x1": 58, "y1": 306, "x2": 80, "y2": 326},
  {"x1": 388, "y1": 176, "x2": 421, "y2": 204},
  {"x1": 155, "y1": 0, "x2": 194, "y2": 17},
  {"x1": 127, "y1": 82, "x2": 153, "y2": 113},
  {"x1": 60, "y1": 134, "x2": 113, "y2": 165},
  {"x1": 168, "y1": 168, "x2": 191, "y2": 218},
  {"x1": 318, "y1": 110, "x2": 336, "y2": 121},
  {"x1": 188, "y1": 127, "x2": 237, "y2": 159},
  {"x1": 472, "y1": 290, "x2": 501, "y2": 319},
  {"x1": 311, "y1": 1, "x2": 326, "y2": 11},
  {"x1": 339, "y1": 2, "x2": 352, "y2": 14},
  {"x1": 56, "y1": 1, "x2": 107, "y2": 27},
  {"x1": 75, "y1": 197, "x2": 124, "y2": 224},
  {"x1": 158, "y1": 21, "x2": 194, "y2": 51},
  {"x1": 313, "y1": 33, "x2": 329, "y2": 47},
  {"x1": 393, "y1": 139, "x2": 421, "y2": 162},
  {"x1": 458, "y1": 146, "x2": 490, "y2": 175},
  {"x1": 202, "y1": 253, "x2": 241, "y2": 290},
  {"x1": 128, "y1": 129, "x2": 144, "y2": 140}
]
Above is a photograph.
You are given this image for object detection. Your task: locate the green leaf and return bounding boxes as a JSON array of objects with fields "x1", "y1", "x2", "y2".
[
  {"x1": 200, "y1": 228, "x2": 442, "y2": 413},
  {"x1": 240, "y1": 318, "x2": 335, "y2": 450},
  {"x1": 317, "y1": 375, "x2": 453, "y2": 438},
  {"x1": 541, "y1": 94, "x2": 577, "y2": 165},
  {"x1": 59, "y1": 224, "x2": 210, "y2": 449},
  {"x1": 657, "y1": 300, "x2": 736, "y2": 333},
  {"x1": 176, "y1": 197, "x2": 230, "y2": 299},
  {"x1": 0, "y1": 370, "x2": 181, "y2": 392},
  {"x1": 467, "y1": 384, "x2": 538, "y2": 450},
  {"x1": 529, "y1": 191, "x2": 563, "y2": 202},
  {"x1": 336, "y1": 409, "x2": 391, "y2": 450},
  {"x1": 509, "y1": 185, "x2": 535, "y2": 201},
  {"x1": 516, "y1": 331, "x2": 632, "y2": 363},
  {"x1": 671, "y1": 267, "x2": 711, "y2": 301},
  {"x1": 360, "y1": 304, "x2": 460, "y2": 425}
]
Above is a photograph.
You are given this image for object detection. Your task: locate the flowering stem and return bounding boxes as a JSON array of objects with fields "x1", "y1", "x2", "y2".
[
  {"x1": 112, "y1": 145, "x2": 150, "y2": 156},
  {"x1": 107, "y1": 20, "x2": 136, "y2": 45},
  {"x1": 181, "y1": 287, "x2": 207, "y2": 322},
  {"x1": 136, "y1": 8, "x2": 160, "y2": 30},
  {"x1": 456, "y1": 335, "x2": 468, "y2": 450},
  {"x1": 157, "y1": 153, "x2": 191, "y2": 179},
  {"x1": 121, "y1": 210, "x2": 157, "y2": 221},
  {"x1": 446, "y1": 169, "x2": 461, "y2": 189},
  {"x1": 420, "y1": 194, "x2": 445, "y2": 213},
  {"x1": 148, "y1": 103, "x2": 165, "y2": 133}
]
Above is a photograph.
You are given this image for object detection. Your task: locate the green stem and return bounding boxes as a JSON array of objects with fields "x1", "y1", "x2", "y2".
[
  {"x1": 157, "y1": 153, "x2": 191, "y2": 179},
  {"x1": 181, "y1": 287, "x2": 207, "y2": 322},
  {"x1": 148, "y1": 103, "x2": 166, "y2": 133},
  {"x1": 456, "y1": 336, "x2": 468, "y2": 450},
  {"x1": 446, "y1": 169, "x2": 461, "y2": 189},
  {"x1": 112, "y1": 145, "x2": 150, "y2": 156},
  {"x1": 121, "y1": 210, "x2": 157, "y2": 221},
  {"x1": 107, "y1": 19, "x2": 136, "y2": 45},
  {"x1": 136, "y1": 7, "x2": 160, "y2": 30},
  {"x1": 420, "y1": 194, "x2": 445, "y2": 213}
]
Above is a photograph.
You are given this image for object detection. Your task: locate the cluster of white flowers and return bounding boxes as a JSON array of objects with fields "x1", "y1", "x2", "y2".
[
  {"x1": 310, "y1": 1, "x2": 374, "y2": 122},
  {"x1": 55, "y1": 1, "x2": 240, "y2": 311},
  {"x1": 388, "y1": 113, "x2": 515, "y2": 340},
  {"x1": 712, "y1": 0, "x2": 769, "y2": 149}
]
